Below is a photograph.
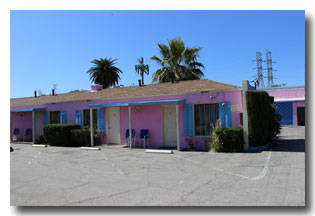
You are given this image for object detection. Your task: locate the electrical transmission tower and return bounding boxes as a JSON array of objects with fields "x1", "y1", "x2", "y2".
[
  {"x1": 265, "y1": 50, "x2": 276, "y2": 87},
  {"x1": 255, "y1": 52, "x2": 265, "y2": 88}
]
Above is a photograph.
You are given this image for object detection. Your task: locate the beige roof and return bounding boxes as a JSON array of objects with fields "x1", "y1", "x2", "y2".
[{"x1": 10, "y1": 79, "x2": 240, "y2": 107}]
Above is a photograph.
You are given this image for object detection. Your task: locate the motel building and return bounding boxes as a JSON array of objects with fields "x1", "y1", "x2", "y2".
[
  {"x1": 10, "y1": 79, "x2": 305, "y2": 150},
  {"x1": 261, "y1": 85, "x2": 305, "y2": 127}
]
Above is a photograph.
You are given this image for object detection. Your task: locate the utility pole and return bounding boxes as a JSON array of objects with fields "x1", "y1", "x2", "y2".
[
  {"x1": 265, "y1": 50, "x2": 276, "y2": 87},
  {"x1": 253, "y1": 52, "x2": 265, "y2": 88}
]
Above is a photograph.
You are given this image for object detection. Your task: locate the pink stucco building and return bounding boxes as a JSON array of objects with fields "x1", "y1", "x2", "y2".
[
  {"x1": 10, "y1": 79, "x2": 305, "y2": 150},
  {"x1": 262, "y1": 85, "x2": 305, "y2": 126},
  {"x1": 10, "y1": 79, "x2": 243, "y2": 150}
]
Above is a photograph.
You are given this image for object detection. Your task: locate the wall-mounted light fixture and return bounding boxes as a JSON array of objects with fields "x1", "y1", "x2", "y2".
[
  {"x1": 221, "y1": 102, "x2": 226, "y2": 107},
  {"x1": 136, "y1": 106, "x2": 141, "y2": 112},
  {"x1": 209, "y1": 95, "x2": 215, "y2": 99}
]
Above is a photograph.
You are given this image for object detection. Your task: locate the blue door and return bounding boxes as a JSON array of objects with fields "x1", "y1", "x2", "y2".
[{"x1": 275, "y1": 102, "x2": 293, "y2": 126}]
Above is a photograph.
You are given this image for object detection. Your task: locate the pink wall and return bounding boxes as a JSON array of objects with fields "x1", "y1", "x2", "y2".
[
  {"x1": 11, "y1": 90, "x2": 243, "y2": 149},
  {"x1": 293, "y1": 101, "x2": 305, "y2": 126},
  {"x1": 11, "y1": 112, "x2": 32, "y2": 141},
  {"x1": 266, "y1": 87, "x2": 305, "y2": 127},
  {"x1": 120, "y1": 105, "x2": 162, "y2": 148},
  {"x1": 266, "y1": 88, "x2": 305, "y2": 101}
]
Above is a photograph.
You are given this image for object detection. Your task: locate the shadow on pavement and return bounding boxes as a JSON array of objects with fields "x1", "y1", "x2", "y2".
[{"x1": 271, "y1": 139, "x2": 305, "y2": 153}]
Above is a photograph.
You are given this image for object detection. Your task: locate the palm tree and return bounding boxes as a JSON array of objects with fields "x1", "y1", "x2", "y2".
[
  {"x1": 150, "y1": 37, "x2": 205, "y2": 83},
  {"x1": 135, "y1": 57, "x2": 149, "y2": 85},
  {"x1": 86, "y1": 58, "x2": 122, "y2": 89}
]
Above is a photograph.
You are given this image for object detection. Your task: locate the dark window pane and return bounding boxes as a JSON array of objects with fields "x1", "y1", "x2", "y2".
[
  {"x1": 83, "y1": 109, "x2": 98, "y2": 129},
  {"x1": 50, "y1": 111, "x2": 60, "y2": 124},
  {"x1": 83, "y1": 110, "x2": 90, "y2": 127},
  {"x1": 194, "y1": 105, "x2": 200, "y2": 136},
  {"x1": 200, "y1": 104, "x2": 205, "y2": 136},
  {"x1": 205, "y1": 104, "x2": 210, "y2": 136},
  {"x1": 194, "y1": 103, "x2": 219, "y2": 136},
  {"x1": 93, "y1": 109, "x2": 98, "y2": 129}
]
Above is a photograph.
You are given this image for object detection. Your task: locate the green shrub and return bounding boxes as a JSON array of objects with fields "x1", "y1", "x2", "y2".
[
  {"x1": 210, "y1": 127, "x2": 244, "y2": 152},
  {"x1": 70, "y1": 129, "x2": 102, "y2": 147},
  {"x1": 70, "y1": 129, "x2": 90, "y2": 147},
  {"x1": 246, "y1": 91, "x2": 281, "y2": 147},
  {"x1": 43, "y1": 123, "x2": 80, "y2": 146}
]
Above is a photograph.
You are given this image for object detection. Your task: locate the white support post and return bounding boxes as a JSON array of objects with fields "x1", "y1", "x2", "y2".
[
  {"x1": 176, "y1": 104, "x2": 180, "y2": 151},
  {"x1": 90, "y1": 108, "x2": 94, "y2": 147},
  {"x1": 32, "y1": 111, "x2": 35, "y2": 143},
  {"x1": 128, "y1": 106, "x2": 132, "y2": 149}
]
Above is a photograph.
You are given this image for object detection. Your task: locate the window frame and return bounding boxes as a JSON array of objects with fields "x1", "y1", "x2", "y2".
[
  {"x1": 82, "y1": 109, "x2": 98, "y2": 129},
  {"x1": 193, "y1": 103, "x2": 219, "y2": 137},
  {"x1": 49, "y1": 111, "x2": 61, "y2": 124}
]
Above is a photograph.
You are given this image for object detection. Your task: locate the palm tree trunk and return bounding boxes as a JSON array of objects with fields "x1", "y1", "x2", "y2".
[{"x1": 141, "y1": 72, "x2": 144, "y2": 85}]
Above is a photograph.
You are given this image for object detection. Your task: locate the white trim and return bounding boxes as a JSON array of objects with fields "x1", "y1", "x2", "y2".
[
  {"x1": 161, "y1": 105, "x2": 164, "y2": 147},
  {"x1": 90, "y1": 108, "x2": 94, "y2": 147},
  {"x1": 259, "y1": 85, "x2": 305, "y2": 91},
  {"x1": 128, "y1": 106, "x2": 132, "y2": 149},
  {"x1": 176, "y1": 104, "x2": 180, "y2": 150},
  {"x1": 274, "y1": 98, "x2": 305, "y2": 102},
  {"x1": 32, "y1": 111, "x2": 35, "y2": 144},
  {"x1": 106, "y1": 108, "x2": 109, "y2": 144}
]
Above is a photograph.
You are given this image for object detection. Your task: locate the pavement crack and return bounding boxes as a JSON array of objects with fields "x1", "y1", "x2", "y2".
[{"x1": 64, "y1": 182, "x2": 90, "y2": 191}]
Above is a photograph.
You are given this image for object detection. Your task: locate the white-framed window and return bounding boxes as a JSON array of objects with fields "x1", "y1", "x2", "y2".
[{"x1": 194, "y1": 103, "x2": 219, "y2": 136}]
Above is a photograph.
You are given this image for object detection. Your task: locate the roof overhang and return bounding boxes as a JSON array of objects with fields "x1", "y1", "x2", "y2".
[
  {"x1": 10, "y1": 108, "x2": 46, "y2": 113},
  {"x1": 89, "y1": 99, "x2": 186, "y2": 108},
  {"x1": 274, "y1": 98, "x2": 305, "y2": 103}
]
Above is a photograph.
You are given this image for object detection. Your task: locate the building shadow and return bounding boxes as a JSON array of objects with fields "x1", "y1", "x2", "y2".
[{"x1": 271, "y1": 138, "x2": 305, "y2": 153}]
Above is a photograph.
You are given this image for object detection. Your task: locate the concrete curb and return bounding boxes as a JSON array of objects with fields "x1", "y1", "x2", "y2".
[
  {"x1": 80, "y1": 147, "x2": 101, "y2": 151},
  {"x1": 145, "y1": 149, "x2": 173, "y2": 154},
  {"x1": 32, "y1": 144, "x2": 47, "y2": 148}
]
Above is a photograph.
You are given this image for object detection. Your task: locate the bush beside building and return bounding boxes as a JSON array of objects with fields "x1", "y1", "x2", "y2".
[
  {"x1": 209, "y1": 127, "x2": 244, "y2": 152},
  {"x1": 43, "y1": 123, "x2": 80, "y2": 146},
  {"x1": 246, "y1": 91, "x2": 281, "y2": 147}
]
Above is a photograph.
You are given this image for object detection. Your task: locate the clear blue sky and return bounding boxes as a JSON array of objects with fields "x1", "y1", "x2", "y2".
[{"x1": 10, "y1": 10, "x2": 305, "y2": 98}]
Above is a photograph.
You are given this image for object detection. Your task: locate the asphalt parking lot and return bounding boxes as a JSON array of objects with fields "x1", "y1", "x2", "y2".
[{"x1": 10, "y1": 126, "x2": 305, "y2": 206}]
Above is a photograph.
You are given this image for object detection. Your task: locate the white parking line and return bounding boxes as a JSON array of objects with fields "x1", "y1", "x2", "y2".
[
  {"x1": 99, "y1": 152, "x2": 125, "y2": 176},
  {"x1": 172, "y1": 150, "x2": 272, "y2": 181},
  {"x1": 178, "y1": 180, "x2": 185, "y2": 184},
  {"x1": 28, "y1": 149, "x2": 43, "y2": 165}
]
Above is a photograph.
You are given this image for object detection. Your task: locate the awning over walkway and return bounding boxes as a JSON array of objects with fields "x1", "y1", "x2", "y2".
[
  {"x1": 88, "y1": 99, "x2": 184, "y2": 149},
  {"x1": 10, "y1": 108, "x2": 46, "y2": 112},
  {"x1": 89, "y1": 99, "x2": 186, "y2": 108}
]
